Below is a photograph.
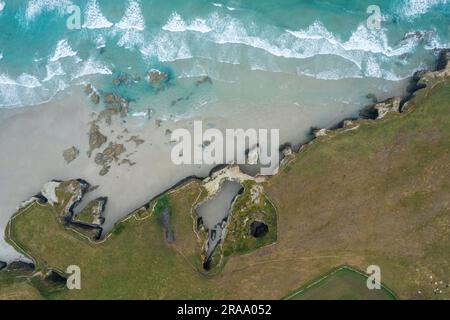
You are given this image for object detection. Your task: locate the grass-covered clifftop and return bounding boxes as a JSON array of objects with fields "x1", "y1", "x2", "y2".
[{"x1": 1, "y1": 60, "x2": 450, "y2": 299}]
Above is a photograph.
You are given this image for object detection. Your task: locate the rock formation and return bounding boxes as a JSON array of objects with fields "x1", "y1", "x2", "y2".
[
  {"x1": 88, "y1": 122, "x2": 107, "y2": 157},
  {"x1": 62, "y1": 146, "x2": 80, "y2": 164}
]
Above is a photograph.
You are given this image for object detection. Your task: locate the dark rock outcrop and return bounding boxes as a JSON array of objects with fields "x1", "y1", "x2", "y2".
[
  {"x1": 88, "y1": 122, "x2": 107, "y2": 157},
  {"x1": 62, "y1": 146, "x2": 80, "y2": 164},
  {"x1": 45, "y1": 270, "x2": 67, "y2": 287},
  {"x1": 112, "y1": 73, "x2": 131, "y2": 87},
  {"x1": 147, "y1": 69, "x2": 169, "y2": 92},
  {"x1": 360, "y1": 97, "x2": 401, "y2": 120},
  {"x1": 436, "y1": 49, "x2": 450, "y2": 71},
  {"x1": 0, "y1": 260, "x2": 6, "y2": 271},
  {"x1": 84, "y1": 84, "x2": 100, "y2": 104},
  {"x1": 95, "y1": 141, "x2": 126, "y2": 176},
  {"x1": 74, "y1": 197, "x2": 107, "y2": 226},
  {"x1": 7, "y1": 261, "x2": 35, "y2": 273}
]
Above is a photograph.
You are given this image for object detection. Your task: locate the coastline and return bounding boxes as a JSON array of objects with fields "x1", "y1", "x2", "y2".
[
  {"x1": 0, "y1": 80, "x2": 342, "y2": 262},
  {"x1": 1, "y1": 48, "x2": 450, "y2": 297},
  {"x1": 0, "y1": 50, "x2": 447, "y2": 263}
]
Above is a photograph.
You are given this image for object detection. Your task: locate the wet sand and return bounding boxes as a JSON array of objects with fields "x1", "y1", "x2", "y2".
[{"x1": 0, "y1": 85, "x2": 323, "y2": 261}]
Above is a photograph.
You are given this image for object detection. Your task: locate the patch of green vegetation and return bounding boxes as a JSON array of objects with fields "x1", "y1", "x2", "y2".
[
  {"x1": 2, "y1": 79, "x2": 450, "y2": 299},
  {"x1": 0, "y1": 271, "x2": 43, "y2": 300},
  {"x1": 222, "y1": 181, "x2": 277, "y2": 257},
  {"x1": 284, "y1": 267, "x2": 396, "y2": 300},
  {"x1": 4, "y1": 181, "x2": 226, "y2": 299},
  {"x1": 154, "y1": 194, "x2": 171, "y2": 215},
  {"x1": 75, "y1": 201, "x2": 97, "y2": 224},
  {"x1": 112, "y1": 223, "x2": 125, "y2": 236}
]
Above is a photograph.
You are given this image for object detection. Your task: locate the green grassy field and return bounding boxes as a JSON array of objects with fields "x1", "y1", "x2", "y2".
[
  {"x1": 285, "y1": 267, "x2": 396, "y2": 300},
  {"x1": 6, "y1": 182, "x2": 225, "y2": 299},
  {"x1": 1, "y1": 76, "x2": 450, "y2": 299}
]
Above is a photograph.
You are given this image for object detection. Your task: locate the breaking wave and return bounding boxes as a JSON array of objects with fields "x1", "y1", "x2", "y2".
[
  {"x1": 82, "y1": 0, "x2": 113, "y2": 29},
  {"x1": 25, "y1": 0, "x2": 73, "y2": 21},
  {"x1": 393, "y1": 0, "x2": 449, "y2": 18},
  {"x1": 162, "y1": 12, "x2": 212, "y2": 33},
  {"x1": 115, "y1": 0, "x2": 145, "y2": 31},
  {"x1": 49, "y1": 39, "x2": 77, "y2": 62}
]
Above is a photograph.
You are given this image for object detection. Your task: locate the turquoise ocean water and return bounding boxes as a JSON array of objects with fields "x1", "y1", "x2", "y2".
[{"x1": 0, "y1": 0, "x2": 449, "y2": 119}]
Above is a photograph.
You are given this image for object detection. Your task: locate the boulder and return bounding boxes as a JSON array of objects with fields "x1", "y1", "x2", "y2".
[
  {"x1": 95, "y1": 142, "x2": 126, "y2": 176},
  {"x1": 374, "y1": 97, "x2": 401, "y2": 119},
  {"x1": 112, "y1": 73, "x2": 130, "y2": 87},
  {"x1": 103, "y1": 93, "x2": 129, "y2": 116},
  {"x1": 147, "y1": 69, "x2": 168, "y2": 85},
  {"x1": 99, "y1": 165, "x2": 110, "y2": 176},
  {"x1": 62, "y1": 146, "x2": 79, "y2": 164},
  {"x1": 360, "y1": 97, "x2": 401, "y2": 120},
  {"x1": 90, "y1": 92, "x2": 100, "y2": 104},
  {"x1": 147, "y1": 69, "x2": 168, "y2": 92},
  {"x1": 312, "y1": 127, "x2": 329, "y2": 138},
  {"x1": 88, "y1": 122, "x2": 107, "y2": 157},
  {"x1": 0, "y1": 260, "x2": 6, "y2": 271},
  {"x1": 84, "y1": 83, "x2": 93, "y2": 95},
  {"x1": 126, "y1": 135, "x2": 145, "y2": 147}
]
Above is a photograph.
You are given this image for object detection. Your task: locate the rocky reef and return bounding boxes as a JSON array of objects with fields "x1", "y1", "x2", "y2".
[
  {"x1": 73, "y1": 197, "x2": 107, "y2": 227},
  {"x1": 88, "y1": 122, "x2": 107, "y2": 157},
  {"x1": 360, "y1": 97, "x2": 401, "y2": 120},
  {"x1": 147, "y1": 69, "x2": 169, "y2": 92},
  {"x1": 62, "y1": 146, "x2": 79, "y2": 164},
  {"x1": 94, "y1": 142, "x2": 126, "y2": 176},
  {"x1": 18, "y1": 179, "x2": 107, "y2": 241}
]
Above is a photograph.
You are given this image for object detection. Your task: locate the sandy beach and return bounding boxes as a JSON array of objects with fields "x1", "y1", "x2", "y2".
[{"x1": 0, "y1": 84, "x2": 336, "y2": 262}]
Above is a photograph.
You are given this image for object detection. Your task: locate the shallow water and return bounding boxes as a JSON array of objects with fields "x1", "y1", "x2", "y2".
[
  {"x1": 0, "y1": 0, "x2": 449, "y2": 111},
  {"x1": 196, "y1": 180, "x2": 242, "y2": 257}
]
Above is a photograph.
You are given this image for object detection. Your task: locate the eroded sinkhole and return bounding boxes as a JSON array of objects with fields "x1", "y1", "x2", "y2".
[{"x1": 250, "y1": 221, "x2": 269, "y2": 238}]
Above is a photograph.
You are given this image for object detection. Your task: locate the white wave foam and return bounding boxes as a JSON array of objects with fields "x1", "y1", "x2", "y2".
[
  {"x1": 0, "y1": 74, "x2": 18, "y2": 86},
  {"x1": 95, "y1": 34, "x2": 106, "y2": 49},
  {"x1": 117, "y1": 29, "x2": 144, "y2": 49},
  {"x1": 162, "y1": 12, "x2": 212, "y2": 33},
  {"x1": 140, "y1": 33, "x2": 193, "y2": 62},
  {"x1": 0, "y1": 73, "x2": 52, "y2": 108},
  {"x1": 43, "y1": 61, "x2": 65, "y2": 82},
  {"x1": 71, "y1": 57, "x2": 112, "y2": 80},
  {"x1": 286, "y1": 21, "x2": 338, "y2": 43},
  {"x1": 83, "y1": 0, "x2": 113, "y2": 29},
  {"x1": 0, "y1": 1, "x2": 5, "y2": 12},
  {"x1": 50, "y1": 39, "x2": 77, "y2": 62},
  {"x1": 116, "y1": 0, "x2": 145, "y2": 31},
  {"x1": 16, "y1": 73, "x2": 42, "y2": 88},
  {"x1": 25, "y1": 0, "x2": 73, "y2": 21},
  {"x1": 394, "y1": 0, "x2": 449, "y2": 18},
  {"x1": 212, "y1": 3, "x2": 222, "y2": 7}
]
